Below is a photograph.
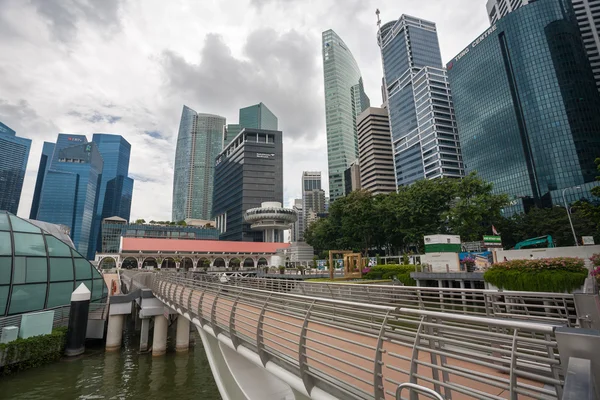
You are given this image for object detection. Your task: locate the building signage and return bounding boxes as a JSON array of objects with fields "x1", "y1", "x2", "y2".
[
  {"x1": 68, "y1": 137, "x2": 83, "y2": 142},
  {"x1": 583, "y1": 236, "x2": 595, "y2": 245},
  {"x1": 453, "y1": 25, "x2": 497, "y2": 63},
  {"x1": 483, "y1": 235, "x2": 502, "y2": 247},
  {"x1": 257, "y1": 153, "x2": 275, "y2": 159}
]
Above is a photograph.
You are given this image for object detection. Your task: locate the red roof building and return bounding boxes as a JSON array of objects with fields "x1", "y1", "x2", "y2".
[{"x1": 121, "y1": 237, "x2": 290, "y2": 254}]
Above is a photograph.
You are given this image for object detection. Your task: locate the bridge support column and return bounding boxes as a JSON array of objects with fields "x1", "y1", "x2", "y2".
[
  {"x1": 152, "y1": 315, "x2": 168, "y2": 356},
  {"x1": 176, "y1": 316, "x2": 190, "y2": 352},
  {"x1": 106, "y1": 314, "x2": 124, "y2": 351},
  {"x1": 140, "y1": 318, "x2": 150, "y2": 352}
]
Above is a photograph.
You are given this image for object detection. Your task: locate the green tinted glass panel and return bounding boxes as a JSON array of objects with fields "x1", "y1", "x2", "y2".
[
  {"x1": 13, "y1": 257, "x2": 26, "y2": 284},
  {"x1": 9, "y1": 215, "x2": 41, "y2": 233},
  {"x1": 92, "y1": 278, "x2": 105, "y2": 300},
  {"x1": 0, "y1": 232, "x2": 11, "y2": 255},
  {"x1": 9, "y1": 284, "x2": 47, "y2": 314},
  {"x1": 13, "y1": 233, "x2": 46, "y2": 256},
  {"x1": 47, "y1": 282, "x2": 74, "y2": 308},
  {"x1": 0, "y1": 286, "x2": 8, "y2": 316},
  {"x1": 0, "y1": 213, "x2": 9, "y2": 230},
  {"x1": 75, "y1": 259, "x2": 91, "y2": 279},
  {"x1": 71, "y1": 248, "x2": 84, "y2": 258},
  {"x1": 0, "y1": 257, "x2": 11, "y2": 284},
  {"x1": 49, "y1": 258, "x2": 74, "y2": 281},
  {"x1": 45, "y1": 236, "x2": 72, "y2": 257},
  {"x1": 26, "y1": 258, "x2": 48, "y2": 283}
]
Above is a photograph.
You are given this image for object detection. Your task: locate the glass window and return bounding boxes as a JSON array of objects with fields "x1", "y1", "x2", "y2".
[
  {"x1": 26, "y1": 258, "x2": 47, "y2": 283},
  {"x1": 92, "y1": 278, "x2": 105, "y2": 301},
  {"x1": 47, "y1": 282, "x2": 74, "y2": 308},
  {"x1": 0, "y1": 285, "x2": 8, "y2": 316},
  {"x1": 13, "y1": 233, "x2": 46, "y2": 256},
  {"x1": 71, "y1": 248, "x2": 84, "y2": 258},
  {"x1": 0, "y1": 232, "x2": 11, "y2": 255},
  {"x1": 0, "y1": 257, "x2": 10, "y2": 285},
  {"x1": 0, "y1": 213, "x2": 9, "y2": 230},
  {"x1": 50, "y1": 258, "x2": 74, "y2": 281},
  {"x1": 9, "y1": 215, "x2": 41, "y2": 233},
  {"x1": 13, "y1": 257, "x2": 26, "y2": 284},
  {"x1": 45, "y1": 236, "x2": 72, "y2": 257},
  {"x1": 75, "y1": 259, "x2": 91, "y2": 279},
  {"x1": 9, "y1": 283, "x2": 47, "y2": 315}
]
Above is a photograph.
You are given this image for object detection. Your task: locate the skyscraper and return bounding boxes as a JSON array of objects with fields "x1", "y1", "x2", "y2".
[
  {"x1": 448, "y1": 0, "x2": 600, "y2": 213},
  {"x1": 378, "y1": 15, "x2": 464, "y2": 187},
  {"x1": 301, "y1": 171, "x2": 325, "y2": 236},
  {"x1": 37, "y1": 134, "x2": 103, "y2": 259},
  {"x1": 213, "y1": 128, "x2": 283, "y2": 241},
  {"x1": 0, "y1": 121, "x2": 31, "y2": 215},
  {"x1": 172, "y1": 106, "x2": 226, "y2": 222},
  {"x1": 322, "y1": 29, "x2": 370, "y2": 202},
  {"x1": 223, "y1": 103, "x2": 278, "y2": 148},
  {"x1": 486, "y1": 0, "x2": 600, "y2": 92},
  {"x1": 291, "y1": 199, "x2": 303, "y2": 242},
  {"x1": 357, "y1": 107, "x2": 396, "y2": 194},
  {"x1": 30, "y1": 142, "x2": 55, "y2": 219}
]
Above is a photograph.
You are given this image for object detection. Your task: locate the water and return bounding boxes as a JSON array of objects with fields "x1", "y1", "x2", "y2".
[{"x1": 1, "y1": 325, "x2": 222, "y2": 400}]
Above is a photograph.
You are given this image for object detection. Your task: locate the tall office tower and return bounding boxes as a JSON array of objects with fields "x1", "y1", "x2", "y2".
[
  {"x1": 37, "y1": 134, "x2": 104, "y2": 259},
  {"x1": 357, "y1": 107, "x2": 396, "y2": 194},
  {"x1": 378, "y1": 15, "x2": 464, "y2": 187},
  {"x1": 322, "y1": 29, "x2": 370, "y2": 202},
  {"x1": 291, "y1": 199, "x2": 303, "y2": 242},
  {"x1": 91, "y1": 134, "x2": 134, "y2": 253},
  {"x1": 301, "y1": 171, "x2": 325, "y2": 235},
  {"x1": 448, "y1": 0, "x2": 600, "y2": 214},
  {"x1": 0, "y1": 121, "x2": 31, "y2": 215},
  {"x1": 213, "y1": 128, "x2": 283, "y2": 241},
  {"x1": 172, "y1": 106, "x2": 226, "y2": 222},
  {"x1": 223, "y1": 103, "x2": 278, "y2": 148},
  {"x1": 344, "y1": 161, "x2": 361, "y2": 195},
  {"x1": 487, "y1": 0, "x2": 600, "y2": 92},
  {"x1": 29, "y1": 142, "x2": 55, "y2": 219}
]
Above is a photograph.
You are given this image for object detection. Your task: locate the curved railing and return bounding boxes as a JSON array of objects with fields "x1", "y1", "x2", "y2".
[{"x1": 151, "y1": 272, "x2": 565, "y2": 400}]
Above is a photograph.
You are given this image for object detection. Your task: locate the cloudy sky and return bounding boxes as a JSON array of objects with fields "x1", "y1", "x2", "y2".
[{"x1": 0, "y1": 0, "x2": 490, "y2": 221}]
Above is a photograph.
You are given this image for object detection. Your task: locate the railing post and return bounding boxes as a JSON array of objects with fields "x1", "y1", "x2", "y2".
[
  {"x1": 374, "y1": 310, "x2": 390, "y2": 400},
  {"x1": 229, "y1": 289, "x2": 244, "y2": 349},
  {"x1": 409, "y1": 315, "x2": 427, "y2": 400},
  {"x1": 508, "y1": 329, "x2": 519, "y2": 400},
  {"x1": 299, "y1": 300, "x2": 316, "y2": 395},
  {"x1": 256, "y1": 293, "x2": 273, "y2": 366},
  {"x1": 211, "y1": 287, "x2": 223, "y2": 336}
]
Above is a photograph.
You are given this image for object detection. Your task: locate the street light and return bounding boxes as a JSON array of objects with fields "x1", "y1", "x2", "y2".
[{"x1": 562, "y1": 186, "x2": 581, "y2": 246}]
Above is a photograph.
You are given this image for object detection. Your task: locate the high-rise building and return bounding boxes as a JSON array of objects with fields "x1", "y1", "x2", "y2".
[
  {"x1": 291, "y1": 199, "x2": 303, "y2": 242},
  {"x1": 301, "y1": 171, "x2": 325, "y2": 236},
  {"x1": 172, "y1": 106, "x2": 226, "y2": 222},
  {"x1": 91, "y1": 134, "x2": 134, "y2": 253},
  {"x1": 357, "y1": 107, "x2": 396, "y2": 194},
  {"x1": 37, "y1": 134, "x2": 103, "y2": 259},
  {"x1": 486, "y1": 0, "x2": 600, "y2": 92},
  {"x1": 378, "y1": 15, "x2": 464, "y2": 187},
  {"x1": 448, "y1": 0, "x2": 600, "y2": 213},
  {"x1": 30, "y1": 142, "x2": 55, "y2": 219},
  {"x1": 344, "y1": 161, "x2": 361, "y2": 195},
  {"x1": 213, "y1": 128, "x2": 283, "y2": 241},
  {"x1": 223, "y1": 103, "x2": 278, "y2": 149},
  {"x1": 0, "y1": 121, "x2": 31, "y2": 215},
  {"x1": 322, "y1": 29, "x2": 370, "y2": 202}
]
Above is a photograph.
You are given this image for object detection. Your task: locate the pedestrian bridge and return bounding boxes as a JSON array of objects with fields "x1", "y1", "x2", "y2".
[{"x1": 123, "y1": 271, "x2": 600, "y2": 400}]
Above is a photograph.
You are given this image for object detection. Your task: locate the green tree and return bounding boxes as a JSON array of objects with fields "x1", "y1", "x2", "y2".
[{"x1": 134, "y1": 219, "x2": 146, "y2": 224}]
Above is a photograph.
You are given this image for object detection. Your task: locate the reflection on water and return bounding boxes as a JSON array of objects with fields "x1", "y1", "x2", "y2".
[{"x1": 2, "y1": 322, "x2": 221, "y2": 400}]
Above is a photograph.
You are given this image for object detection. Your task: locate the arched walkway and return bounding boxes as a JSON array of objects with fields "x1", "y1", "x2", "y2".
[
  {"x1": 229, "y1": 258, "x2": 241, "y2": 270},
  {"x1": 199, "y1": 257, "x2": 211, "y2": 269},
  {"x1": 163, "y1": 257, "x2": 176, "y2": 268},
  {"x1": 243, "y1": 258, "x2": 255, "y2": 269},
  {"x1": 99, "y1": 257, "x2": 117, "y2": 270},
  {"x1": 143, "y1": 257, "x2": 158, "y2": 268},
  {"x1": 257, "y1": 257, "x2": 268, "y2": 267},
  {"x1": 122, "y1": 257, "x2": 138, "y2": 269},
  {"x1": 182, "y1": 257, "x2": 194, "y2": 269},
  {"x1": 213, "y1": 257, "x2": 226, "y2": 268}
]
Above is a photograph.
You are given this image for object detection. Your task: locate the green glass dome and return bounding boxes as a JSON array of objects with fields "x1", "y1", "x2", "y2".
[{"x1": 0, "y1": 211, "x2": 107, "y2": 316}]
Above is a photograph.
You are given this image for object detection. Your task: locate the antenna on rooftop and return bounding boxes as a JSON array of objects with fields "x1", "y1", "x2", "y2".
[{"x1": 376, "y1": 9, "x2": 381, "y2": 28}]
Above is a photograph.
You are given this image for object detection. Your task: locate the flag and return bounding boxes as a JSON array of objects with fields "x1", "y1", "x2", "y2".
[{"x1": 492, "y1": 225, "x2": 499, "y2": 236}]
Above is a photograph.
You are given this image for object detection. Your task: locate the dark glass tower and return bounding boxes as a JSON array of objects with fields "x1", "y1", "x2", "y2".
[
  {"x1": 448, "y1": 0, "x2": 600, "y2": 213},
  {"x1": 0, "y1": 121, "x2": 31, "y2": 215},
  {"x1": 30, "y1": 142, "x2": 55, "y2": 219}
]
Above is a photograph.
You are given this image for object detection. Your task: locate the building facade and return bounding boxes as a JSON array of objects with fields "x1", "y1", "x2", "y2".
[
  {"x1": 344, "y1": 161, "x2": 361, "y2": 195},
  {"x1": 0, "y1": 121, "x2": 31, "y2": 215},
  {"x1": 172, "y1": 106, "x2": 226, "y2": 222},
  {"x1": 357, "y1": 107, "x2": 397, "y2": 194},
  {"x1": 213, "y1": 128, "x2": 283, "y2": 242},
  {"x1": 378, "y1": 15, "x2": 464, "y2": 187},
  {"x1": 301, "y1": 171, "x2": 325, "y2": 235},
  {"x1": 322, "y1": 29, "x2": 370, "y2": 202},
  {"x1": 30, "y1": 142, "x2": 55, "y2": 220},
  {"x1": 448, "y1": 0, "x2": 600, "y2": 213},
  {"x1": 224, "y1": 103, "x2": 278, "y2": 149},
  {"x1": 291, "y1": 199, "x2": 303, "y2": 243}
]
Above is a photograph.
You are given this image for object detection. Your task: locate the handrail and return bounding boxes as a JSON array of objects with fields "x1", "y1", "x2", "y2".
[{"x1": 396, "y1": 383, "x2": 444, "y2": 400}]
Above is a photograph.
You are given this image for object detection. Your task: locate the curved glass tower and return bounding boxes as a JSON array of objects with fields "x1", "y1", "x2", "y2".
[
  {"x1": 172, "y1": 106, "x2": 226, "y2": 222},
  {"x1": 322, "y1": 30, "x2": 370, "y2": 202}
]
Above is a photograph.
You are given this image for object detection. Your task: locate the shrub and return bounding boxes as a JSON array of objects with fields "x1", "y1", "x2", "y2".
[
  {"x1": 590, "y1": 254, "x2": 600, "y2": 267},
  {"x1": 363, "y1": 265, "x2": 416, "y2": 286},
  {"x1": 0, "y1": 327, "x2": 67, "y2": 375},
  {"x1": 484, "y1": 257, "x2": 587, "y2": 293}
]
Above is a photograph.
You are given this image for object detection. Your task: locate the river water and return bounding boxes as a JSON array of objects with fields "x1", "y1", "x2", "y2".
[{"x1": 2, "y1": 325, "x2": 222, "y2": 400}]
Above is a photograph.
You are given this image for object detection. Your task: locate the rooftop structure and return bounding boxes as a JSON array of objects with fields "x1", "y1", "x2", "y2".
[{"x1": 244, "y1": 202, "x2": 298, "y2": 243}]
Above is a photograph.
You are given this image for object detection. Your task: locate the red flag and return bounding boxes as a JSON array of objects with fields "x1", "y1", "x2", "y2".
[{"x1": 492, "y1": 225, "x2": 499, "y2": 235}]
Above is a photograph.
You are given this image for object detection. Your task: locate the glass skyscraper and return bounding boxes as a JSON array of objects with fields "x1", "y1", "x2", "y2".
[
  {"x1": 30, "y1": 142, "x2": 55, "y2": 219},
  {"x1": 378, "y1": 15, "x2": 464, "y2": 187},
  {"x1": 322, "y1": 29, "x2": 370, "y2": 202},
  {"x1": 224, "y1": 103, "x2": 278, "y2": 148},
  {"x1": 172, "y1": 106, "x2": 226, "y2": 222},
  {"x1": 448, "y1": 0, "x2": 600, "y2": 213},
  {"x1": 0, "y1": 121, "x2": 31, "y2": 215}
]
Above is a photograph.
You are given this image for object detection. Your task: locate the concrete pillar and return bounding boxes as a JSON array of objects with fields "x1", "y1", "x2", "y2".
[
  {"x1": 134, "y1": 309, "x2": 141, "y2": 331},
  {"x1": 176, "y1": 316, "x2": 190, "y2": 352},
  {"x1": 140, "y1": 318, "x2": 150, "y2": 352},
  {"x1": 153, "y1": 315, "x2": 168, "y2": 356},
  {"x1": 65, "y1": 283, "x2": 91, "y2": 356},
  {"x1": 106, "y1": 314, "x2": 124, "y2": 351}
]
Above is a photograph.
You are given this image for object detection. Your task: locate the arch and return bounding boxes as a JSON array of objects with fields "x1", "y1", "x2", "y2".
[
  {"x1": 99, "y1": 256, "x2": 117, "y2": 270},
  {"x1": 213, "y1": 257, "x2": 226, "y2": 268},
  {"x1": 181, "y1": 257, "x2": 194, "y2": 269},
  {"x1": 143, "y1": 257, "x2": 158, "y2": 268},
  {"x1": 198, "y1": 257, "x2": 211, "y2": 269},
  {"x1": 122, "y1": 256, "x2": 138, "y2": 269},
  {"x1": 243, "y1": 258, "x2": 255, "y2": 269},
  {"x1": 229, "y1": 258, "x2": 241, "y2": 270},
  {"x1": 163, "y1": 257, "x2": 176, "y2": 268},
  {"x1": 257, "y1": 257, "x2": 268, "y2": 267}
]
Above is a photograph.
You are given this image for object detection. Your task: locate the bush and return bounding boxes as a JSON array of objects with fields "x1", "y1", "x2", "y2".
[
  {"x1": 363, "y1": 265, "x2": 416, "y2": 286},
  {"x1": 484, "y1": 257, "x2": 587, "y2": 293},
  {"x1": 0, "y1": 327, "x2": 67, "y2": 375}
]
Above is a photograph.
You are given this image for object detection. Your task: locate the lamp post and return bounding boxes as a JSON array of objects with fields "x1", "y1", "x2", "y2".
[{"x1": 562, "y1": 186, "x2": 581, "y2": 246}]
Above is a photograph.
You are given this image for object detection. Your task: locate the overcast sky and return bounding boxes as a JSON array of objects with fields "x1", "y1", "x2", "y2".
[{"x1": 0, "y1": 0, "x2": 490, "y2": 221}]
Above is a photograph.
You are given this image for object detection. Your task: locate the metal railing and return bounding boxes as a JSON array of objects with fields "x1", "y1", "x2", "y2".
[
  {"x1": 151, "y1": 272, "x2": 565, "y2": 400},
  {"x1": 186, "y1": 274, "x2": 578, "y2": 327}
]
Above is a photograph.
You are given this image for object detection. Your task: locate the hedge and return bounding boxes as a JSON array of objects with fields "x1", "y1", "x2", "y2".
[
  {"x1": 0, "y1": 327, "x2": 67, "y2": 375},
  {"x1": 483, "y1": 257, "x2": 588, "y2": 293},
  {"x1": 363, "y1": 265, "x2": 416, "y2": 286}
]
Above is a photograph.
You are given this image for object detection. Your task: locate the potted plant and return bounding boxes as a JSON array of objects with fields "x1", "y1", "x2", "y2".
[{"x1": 279, "y1": 265, "x2": 285, "y2": 274}]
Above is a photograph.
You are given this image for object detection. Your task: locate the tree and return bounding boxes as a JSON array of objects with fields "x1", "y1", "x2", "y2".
[{"x1": 134, "y1": 219, "x2": 146, "y2": 224}]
